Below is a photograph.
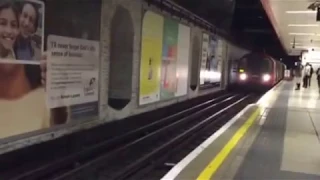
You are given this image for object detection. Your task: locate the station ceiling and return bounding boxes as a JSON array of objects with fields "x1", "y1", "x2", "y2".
[
  {"x1": 265, "y1": 0, "x2": 320, "y2": 56},
  {"x1": 173, "y1": 0, "x2": 288, "y2": 59}
]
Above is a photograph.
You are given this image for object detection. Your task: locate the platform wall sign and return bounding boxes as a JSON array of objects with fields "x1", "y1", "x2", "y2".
[
  {"x1": 0, "y1": 0, "x2": 102, "y2": 140},
  {"x1": 200, "y1": 33, "x2": 221, "y2": 86},
  {"x1": 200, "y1": 33, "x2": 209, "y2": 85},
  {"x1": 47, "y1": 35, "x2": 100, "y2": 108},
  {"x1": 0, "y1": 0, "x2": 46, "y2": 139},
  {"x1": 139, "y1": 11, "x2": 190, "y2": 105}
]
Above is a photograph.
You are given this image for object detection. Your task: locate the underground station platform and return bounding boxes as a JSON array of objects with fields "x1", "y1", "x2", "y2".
[{"x1": 161, "y1": 79, "x2": 320, "y2": 180}]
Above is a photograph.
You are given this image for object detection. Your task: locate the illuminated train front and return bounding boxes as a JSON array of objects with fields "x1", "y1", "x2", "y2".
[{"x1": 236, "y1": 52, "x2": 285, "y2": 90}]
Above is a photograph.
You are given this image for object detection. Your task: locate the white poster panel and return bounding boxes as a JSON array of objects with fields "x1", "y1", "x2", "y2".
[
  {"x1": 206, "y1": 36, "x2": 220, "y2": 83},
  {"x1": 211, "y1": 38, "x2": 223, "y2": 83},
  {"x1": 175, "y1": 24, "x2": 190, "y2": 97},
  {"x1": 200, "y1": 33, "x2": 209, "y2": 85},
  {"x1": 47, "y1": 35, "x2": 99, "y2": 108}
]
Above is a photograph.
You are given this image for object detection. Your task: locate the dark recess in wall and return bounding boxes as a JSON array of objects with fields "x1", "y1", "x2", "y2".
[
  {"x1": 108, "y1": 5, "x2": 134, "y2": 110},
  {"x1": 173, "y1": 0, "x2": 236, "y2": 32},
  {"x1": 173, "y1": 0, "x2": 287, "y2": 59}
]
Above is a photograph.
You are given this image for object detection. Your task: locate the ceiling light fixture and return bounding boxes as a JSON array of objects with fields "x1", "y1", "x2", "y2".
[
  {"x1": 295, "y1": 46, "x2": 320, "y2": 49},
  {"x1": 288, "y1": 24, "x2": 319, "y2": 27},
  {"x1": 293, "y1": 46, "x2": 308, "y2": 49},
  {"x1": 290, "y1": 39, "x2": 320, "y2": 42},
  {"x1": 289, "y1": 32, "x2": 316, "y2": 36},
  {"x1": 286, "y1": 10, "x2": 316, "y2": 14}
]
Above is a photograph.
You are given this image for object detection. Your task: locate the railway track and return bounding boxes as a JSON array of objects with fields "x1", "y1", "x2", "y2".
[
  {"x1": 0, "y1": 91, "x2": 225, "y2": 178},
  {"x1": 7, "y1": 92, "x2": 261, "y2": 180},
  {"x1": 130, "y1": 95, "x2": 260, "y2": 180}
]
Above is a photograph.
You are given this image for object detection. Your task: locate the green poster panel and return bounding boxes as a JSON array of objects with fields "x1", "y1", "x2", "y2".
[{"x1": 161, "y1": 18, "x2": 178, "y2": 99}]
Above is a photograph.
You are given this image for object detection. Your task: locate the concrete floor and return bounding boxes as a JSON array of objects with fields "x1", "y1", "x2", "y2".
[
  {"x1": 162, "y1": 78, "x2": 320, "y2": 180},
  {"x1": 233, "y1": 79, "x2": 320, "y2": 180}
]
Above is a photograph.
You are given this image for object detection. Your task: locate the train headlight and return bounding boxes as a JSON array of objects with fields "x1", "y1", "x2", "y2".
[
  {"x1": 239, "y1": 73, "x2": 247, "y2": 80},
  {"x1": 262, "y1": 74, "x2": 271, "y2": 81}
]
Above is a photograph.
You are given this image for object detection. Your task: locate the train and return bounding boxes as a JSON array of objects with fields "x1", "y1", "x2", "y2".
[{"x1": 235, "y1": 52, "x2": 286, "y2": 90}]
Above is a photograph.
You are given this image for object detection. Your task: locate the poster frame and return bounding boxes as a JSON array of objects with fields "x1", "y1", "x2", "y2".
[
  {"x1": 0, "y1": 0, "x2": 45, "y2": 65},
  {"x1": 138, "y1": 8, "x2": 192, "y2": 107},
  {"x1": 199, "y1": 30, "x2": 223, "y2": 89}
]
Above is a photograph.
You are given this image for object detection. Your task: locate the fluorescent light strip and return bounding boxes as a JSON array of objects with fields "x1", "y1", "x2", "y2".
[
  {"x1": 290, "y1": 39, "x2": 320, "y2": 42},
  {"x1": 286, "y1": 11, "x2": 316, "y2": 14},
  {"x1": 288, "y1": 24, "x2": 319, "y2": 27},
  {"x1": 295, "y1": 46, "x2": 320, "y2": 49},
  {"x1": 291, "y1": 42, "x2": 320, "y2": 45},
  {"x1": 289, "y1": 32, "x2": 316, "y2": 36}
]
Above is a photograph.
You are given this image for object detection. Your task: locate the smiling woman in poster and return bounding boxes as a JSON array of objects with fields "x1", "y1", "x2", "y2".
[
  {"x1": 0, "y1": 1, "x2": 49, "y2": 139},
  {"x1": 15, "y1": 0, "x2": 41, "y2": 61}
]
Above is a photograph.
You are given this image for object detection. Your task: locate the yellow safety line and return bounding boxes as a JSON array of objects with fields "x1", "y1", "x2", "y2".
[{"x1": 196, "y1": 107, "x2": 261, "y2": 180}]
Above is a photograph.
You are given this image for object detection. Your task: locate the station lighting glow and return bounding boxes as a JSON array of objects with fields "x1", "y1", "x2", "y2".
[
  {"x1": 305, "y1": 51, "x2": 320, "y2": 56},
  {"x1": 286, "y1": 11, "x2": 316, "y2": 14},
  {"x1": 290, "y1": 42, "x2": 301, "y2": 45},
  {"x1": 288, "y1": 24, "x2": 319, "y2": 27},
  {"x1": 302, "y1": 51, "x2": 320, "y2": 65},
  {"x1": 239, "y1": 69, "x2": 244, "y2": 73},
  {"x1": 295, "y1": 46, "x2": 320, "y2": 49},
  {"x1": 200, "y1": 70, "x2": 221, "y2": 82},
  {"x1": 289, "y1": 33, "x2": 317, "y2": 36}
]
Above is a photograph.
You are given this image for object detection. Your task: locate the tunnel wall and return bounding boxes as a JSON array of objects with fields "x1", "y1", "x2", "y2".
[
  {"x1": 105, "y1": 1, "x2": 231, "y2": 120},
  {"x1": 0, "y1": 0, "x2": 249, "y2": 154}
]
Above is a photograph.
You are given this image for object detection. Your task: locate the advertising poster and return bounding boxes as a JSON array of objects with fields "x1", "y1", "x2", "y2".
[
  {"x1": 45, "y1": 0, "x2": 101, "y2": 123},
  {"x1": 200, "y1": 33, "x2": 209, "y2": 85},
  {"x1": 161, "y1": 19, "x2": 178, "y2": 99},
  {"x1": 200, "y1": 33, "x2": 221, "y2": 86},
  {"x1": 216, "y1": 39, "x2": 224, "y2": 78},
  {"x1": 208, "y1": 36, "x2": 222, "y2": 83},
  {"x1": 47, "y1": 35, "x2": 99, "y2": 108},
  {"x1": 139, "y1": 11, "x2": 163, "y2": 105},
  {"x1": 0, "y1": 0, "x2": 46, "y2": 138},
  {"x1": 0, "y1": 0, "x2": 101, "y2": 139},
  {"x1": 139, "y1": 11, "x2": 190, "y2": 105},
  {"x1": 176, "y1": 25, "x2": 190, "y2": 96}
]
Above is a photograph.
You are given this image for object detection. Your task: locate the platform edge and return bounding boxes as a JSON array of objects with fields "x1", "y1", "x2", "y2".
[{"x1": 160, "y1": 81, "x2": 283, "y2": 180}]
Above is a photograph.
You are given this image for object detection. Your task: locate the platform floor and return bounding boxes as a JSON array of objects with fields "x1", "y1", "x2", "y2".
[{"x1": 162, "y1": 77, "x2": 320, "y2": 180}]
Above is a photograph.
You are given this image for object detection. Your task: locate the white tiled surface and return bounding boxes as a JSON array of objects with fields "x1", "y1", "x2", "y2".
[
  {"x1": 281, "y1": 77, "x2": 320, "y2": 175},
  {"x1": 288, "y1": 77, "x2": 320, "y2": 109},
  {"x1": 281, "y1": 110, "x2": 320, "y2": 175}
]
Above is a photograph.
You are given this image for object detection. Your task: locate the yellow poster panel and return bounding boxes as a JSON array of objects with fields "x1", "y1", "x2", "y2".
[{"x1": 139, "y1": 11, "x2": 164, "y2": 105}]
